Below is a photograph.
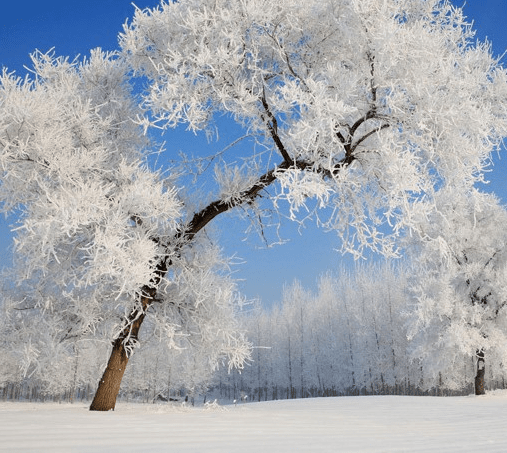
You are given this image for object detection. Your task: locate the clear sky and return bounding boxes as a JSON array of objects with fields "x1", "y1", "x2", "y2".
[{"x1": 1, "y1": 0, "x2": 506, "y2": 305}]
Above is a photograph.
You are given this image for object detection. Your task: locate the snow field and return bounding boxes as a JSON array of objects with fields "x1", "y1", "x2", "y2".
[{"x1": 1, "y1": 392, "x2": 507, "y2": 452}]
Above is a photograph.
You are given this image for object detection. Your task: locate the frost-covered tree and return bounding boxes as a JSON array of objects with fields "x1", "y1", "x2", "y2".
[
  {"x1": 407, "y1": 188, "x2": 507, "y2": 394},
  {"x1": 2, "y1": 0, "x2": 507, "y2": 410},
  {"x1": 216, "y1": 262, "x2": 416, "y2": 399},
  {"x1": 121, "y1": 0, "x2": 507, "y2": 240}
]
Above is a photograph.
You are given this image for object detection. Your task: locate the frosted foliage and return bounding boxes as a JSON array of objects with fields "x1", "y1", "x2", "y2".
[
  {"x1": 121, "y1": 0, "x2": 507, "y2": 255},
  {"x1": 274, "y1": 168, "x2": 332, "y2": 218},
  {"x1": 0, "y1": 48, "x2": 251, "y2": 386},
  {"x1": 2, "y1": 245, "x2": 248, "y2": 392},
  {"x1": 0, "y1": 285, "x2": 103, "y2": 393},
  {"x1": 407, "y1": 188, "x2": 507, "y2": 389},
  {"x1": 0, "y1": 49, "x2": 190, "y2": 375},
  {"x1": 152, "y1": 244, "x2": 251, "y2": 372},
  {"x1": 0, "y1": 51, "x2": 182, "y2": 303},
  {"x1": 214, "y1": 164, "x2": 260, "y2": 205}
]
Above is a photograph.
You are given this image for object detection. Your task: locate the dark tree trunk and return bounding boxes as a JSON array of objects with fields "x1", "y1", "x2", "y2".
[
  {"x1": 90, "y1": 298, "x2": 148, "y2": 411},
  {"x1": 89, "y1": 338, "x2": 130, "y2": 411},
  {"x1": 474, "y1": 350, "x2": 486, "y2": 396}
]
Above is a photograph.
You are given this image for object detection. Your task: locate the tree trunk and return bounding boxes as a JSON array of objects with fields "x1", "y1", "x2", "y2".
[
  {"x1": 89, "y1": 338, "x2": 130, "y2": 411},
  {"x1": 90, "y1": 298, "x2": 149, "y2": 411},
  {"x1": 474, "y1": 350, "x2": 486, "y2": 396},
  {"x1": 88, "y1": 155, "x2": 305, "y2": 411}
]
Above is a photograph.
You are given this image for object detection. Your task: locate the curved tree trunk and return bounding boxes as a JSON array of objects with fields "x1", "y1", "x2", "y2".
[
  {"x1": 87, "y1": 118, "x2": 363, "y2": 411},
  {"x1": 87, "y1": 165, "x2": 283, "y2": 411},
  {"x1": 474, "y1": 350, "x2": 486, "y2": 396}
]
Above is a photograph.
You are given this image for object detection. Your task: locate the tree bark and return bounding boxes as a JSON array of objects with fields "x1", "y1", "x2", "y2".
[
  {"x1": 90, "y1": 299, "x2": 148, "y2": 411},
  {"x1": 474, "y1": 350, "x2": 486, "y2": 396},
  {"x1": 89, "y1": 338, "x2": 130, "y2": 411}
]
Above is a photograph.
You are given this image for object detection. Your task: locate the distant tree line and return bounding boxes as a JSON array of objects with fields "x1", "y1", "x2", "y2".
[{"x1": 213, "y1": 262, "x2": 507, "y2": 402}]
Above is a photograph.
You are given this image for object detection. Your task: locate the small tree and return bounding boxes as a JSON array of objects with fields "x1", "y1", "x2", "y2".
[
  {"x1": 407, "y1": 188, "x2": 507, "y2": 394},
  {"x1": 2, "y1": 0, "x2": 507, "y2": 410}
]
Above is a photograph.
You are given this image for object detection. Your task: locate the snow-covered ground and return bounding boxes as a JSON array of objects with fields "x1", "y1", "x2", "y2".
[{"x1": 1, "y1": 392, "x2": 507, "y2": 452}]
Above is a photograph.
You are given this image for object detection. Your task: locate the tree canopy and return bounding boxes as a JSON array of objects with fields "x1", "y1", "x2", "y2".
[{"x1": 1, "y1": 0, "x2": 507, "y2": 410}]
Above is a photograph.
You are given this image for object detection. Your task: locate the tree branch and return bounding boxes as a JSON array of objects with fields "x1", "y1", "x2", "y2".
[
  {"x1": 351, "y1": 123, "x2": 390, "y2": 152},
  {"x1": 182, "y1": 163, "x2": 285, "y2": 243},
  {"x1": 127, "y1": 108, "x2": 390, "y2": 342},
  {"x1": 349, "y1": 109, "x2": 378, "y2": 138},
  {"x1": 260, "y1": 88, "x2": 292, "y2": 165}
]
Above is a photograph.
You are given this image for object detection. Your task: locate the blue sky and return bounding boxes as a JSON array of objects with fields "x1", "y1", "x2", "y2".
[{"x1": 1, "y1": 1, "x2": 506, "y2": 305}]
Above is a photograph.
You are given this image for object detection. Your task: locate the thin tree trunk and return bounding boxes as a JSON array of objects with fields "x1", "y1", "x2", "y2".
[
  {"x1": 343, "y1": 297, "x2": 356, "y2": 389},
  {"x1": 256, "y1": 319, "x2": 262, "y2": 402},
  {"x1": 71, "y1": 341, "x2": 79, "y2": 404},
  {"x1": 475, "y1": 350, "x2": 486, "y2": 395},
  {"x1": 287, "y1": 334, "x2": 293, "y2": 399}
]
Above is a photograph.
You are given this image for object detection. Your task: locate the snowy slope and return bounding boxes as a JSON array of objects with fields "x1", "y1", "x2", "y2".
[{"x1": 1, "y1": 392, "x2": 507, "y2": 452}]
